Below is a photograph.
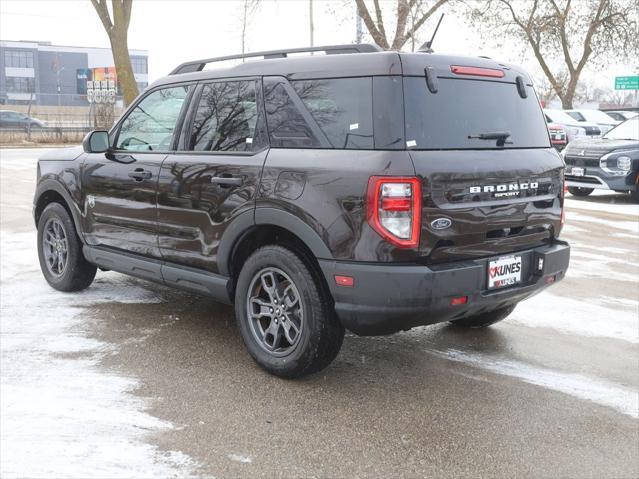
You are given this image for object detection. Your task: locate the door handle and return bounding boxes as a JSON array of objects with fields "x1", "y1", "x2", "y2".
[
  {"x1": 128, "y1": 168, "x2": 152, "y2": 181},
  {"x1": 210, "y1": 175, "x2": 243, "y2": 186}
]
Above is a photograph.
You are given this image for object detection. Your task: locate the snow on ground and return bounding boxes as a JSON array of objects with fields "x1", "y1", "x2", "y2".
[
  {"x1": 511, "y1": 292, "x2": 638, "y2": 344},
  {"x1": 0, "y1": 231, "x2": 198, "y2": 478},
  {"x1": 566, "y1": 211, "x2": 639, "y2": 235},
  {"x1": 566, "y1": 192, "x2": 639, "y2": 217},
  {"x1": 431, "y1": 348, "x2": 639, "y2": 419}
]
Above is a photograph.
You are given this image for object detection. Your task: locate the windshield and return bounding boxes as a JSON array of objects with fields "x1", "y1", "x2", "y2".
[
  {"x1": 545, "y1": 109, "x2": 578, "y2": 124},
  {"x1": 603, "y1": 117, "x2": 639, "y2": 140},
  {"x1": 575, "y1": 110, "x2": 618, "y2": 124},
  {"x1": 404, "y1": 77, "x2": 550, "y2": 149}
]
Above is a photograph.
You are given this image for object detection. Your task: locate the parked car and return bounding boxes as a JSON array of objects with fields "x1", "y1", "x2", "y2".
[
  {"x1": 565, "y1": 109, "x2": 620, "y2": 135},
  {"x1": 547, "y1": 122, "x2": 567, "y2": 150},
  {"x1": 33, "y1": 44, "x2": 570, "y2": 377},
  {"x1": 564, "y1": 116, "x2": 639, "y2": 202},
  {"x1": 604, "y1": 110, "x2": 638, "y2": 122},
  {"x1": 544, "y1": 109, "x2": 600, "y2": 142},
  {"x1": 0, "y1": 110, "x2": 46, "y2": 130}
]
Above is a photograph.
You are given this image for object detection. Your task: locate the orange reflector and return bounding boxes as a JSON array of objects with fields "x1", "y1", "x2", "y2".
[
  {"x1": 335, "y1": 275, "x2": 354, "y2": 287},
  {"x1": 450, "y1": 296, "x2": 468, "y2": 306}
]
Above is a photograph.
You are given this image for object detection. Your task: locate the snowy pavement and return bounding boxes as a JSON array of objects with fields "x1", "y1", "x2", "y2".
[{"x1": 1, "y1": 147, "x2": 638, "y2": 478}]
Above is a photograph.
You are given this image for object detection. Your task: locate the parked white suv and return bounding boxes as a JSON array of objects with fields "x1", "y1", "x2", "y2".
[{"x1": 565, "y1": 109, "x2": 620, "y2": 135}]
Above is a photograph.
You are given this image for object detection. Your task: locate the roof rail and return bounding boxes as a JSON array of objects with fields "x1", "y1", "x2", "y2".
[{"x1": 169, "y1": 43, "x2": 383, "y2": 75}]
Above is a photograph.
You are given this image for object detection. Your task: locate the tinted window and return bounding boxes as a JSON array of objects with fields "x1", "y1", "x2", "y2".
[
  {"x1": 264, "y1": 80, "x2": 321, "y2": 148},
  {"x1": 189, "y1": 80, "x2": 264, "y2": 152},
  {"x1": 117, "y1": 86, "x2": 188, "y2": 151},
  {"x1": 566, "y1": 111, "x2": 585, "y2": 122},
  {"x1": 404, "y1": 77, "x2": 550, "y2": 149},
  {"x1": 292, "y1": 78, "x2": 373, "y2": 149}
]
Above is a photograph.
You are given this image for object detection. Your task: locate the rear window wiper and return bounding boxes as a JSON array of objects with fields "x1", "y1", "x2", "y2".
[{"x1": 468, "y1": 131, "x2": 512, "y2": 146}]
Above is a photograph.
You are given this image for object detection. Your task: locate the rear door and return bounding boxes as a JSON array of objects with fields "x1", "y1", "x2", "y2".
[
  {"x1": 80, "y1": 84, "x2": 191, "y2": 258},
  {"x1": 156, "y1": 78, "x2": 268, "y2": 274},
  {"x1": 401, "y1": 69, "x2": 563, "y2": 264}
]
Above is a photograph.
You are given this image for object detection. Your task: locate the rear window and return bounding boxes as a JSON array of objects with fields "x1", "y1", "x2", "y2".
[
  {"x1": 292, "y1": 78, "x2": 373, "y2": 149},
  {"x1": 404, "y1": 77, "x2": 550, "y2": 149}
]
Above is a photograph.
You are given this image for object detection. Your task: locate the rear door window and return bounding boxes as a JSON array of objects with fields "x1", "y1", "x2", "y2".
[
  {"x1": 292, "y1": 78, "x2": 373, "y2": 149},
  {"x1": 403, "y1": 77, "x2": 550, "y2": 149},
  {"x1": 189, "y1": 80, "x2": 266, "y2": 152}
]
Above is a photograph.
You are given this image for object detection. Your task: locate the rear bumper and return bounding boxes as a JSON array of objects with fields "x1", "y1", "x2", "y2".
[{"x1": 319, "y1": 241, "x2": 570, "y2": 336}]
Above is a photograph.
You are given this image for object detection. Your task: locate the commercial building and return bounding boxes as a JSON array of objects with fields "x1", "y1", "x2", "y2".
[{"x1": 0, "y1": 40, "x2": 148, "y2": 106}]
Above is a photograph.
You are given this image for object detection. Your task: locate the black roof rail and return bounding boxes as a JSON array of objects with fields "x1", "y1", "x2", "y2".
[{"x1": 169, "y1": 43, "x2": 383, "y2": 75}]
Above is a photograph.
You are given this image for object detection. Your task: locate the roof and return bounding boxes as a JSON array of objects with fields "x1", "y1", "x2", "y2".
[{"x1": 150, "y1": 46, "x2": 532, "y2": 89}]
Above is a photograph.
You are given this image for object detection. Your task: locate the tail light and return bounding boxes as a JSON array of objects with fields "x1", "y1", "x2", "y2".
[{"x1": 367, "y1": 176, "x2": 421, "y2": 248}]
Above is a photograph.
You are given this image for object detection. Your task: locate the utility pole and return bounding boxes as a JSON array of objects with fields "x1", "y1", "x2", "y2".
[{"x1": 309, "y1": 0, "x2": 314, "y2": 47}]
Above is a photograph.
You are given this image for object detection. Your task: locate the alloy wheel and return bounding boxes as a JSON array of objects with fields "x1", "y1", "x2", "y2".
[{"x1": 246, "y1": 267, "x2": 304, "y2": 357}]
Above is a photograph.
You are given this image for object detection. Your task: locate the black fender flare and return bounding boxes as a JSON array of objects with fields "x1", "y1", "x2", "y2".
[
  {"x1": 216, "y1": 207, "x2": 333, "y2": 277},
  {"x1": 34, "y1": 179, "x2": 84, "y2": 238}
]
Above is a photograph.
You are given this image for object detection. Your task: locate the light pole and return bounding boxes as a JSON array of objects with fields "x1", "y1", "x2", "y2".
[{"x1": 55, "y1": 66, "x2": 65, "y2": 108}]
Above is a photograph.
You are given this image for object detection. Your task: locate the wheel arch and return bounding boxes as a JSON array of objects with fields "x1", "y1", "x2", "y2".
[
  {"x1": 34, "y1": 180, "x2": 83, "y2": 239},
  {"x1": 220, "y1": 208, "x2": 334, "y2": 302}
]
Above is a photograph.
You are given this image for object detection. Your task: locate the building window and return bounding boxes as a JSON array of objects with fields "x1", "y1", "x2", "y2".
[
  {"x1": 131, "y1": 57, "x2": 147, "y2": 74},
  {"x1": 6, "y1": 77, "x2": 35, "y2": 93},
  {"x1": 4, "y1": 50, "x2": 34, "y2": 68}
]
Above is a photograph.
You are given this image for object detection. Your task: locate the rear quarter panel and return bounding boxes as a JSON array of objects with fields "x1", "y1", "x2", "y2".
[{"x1": 257, "y1": 149, "x2": 417, "y2": 262}]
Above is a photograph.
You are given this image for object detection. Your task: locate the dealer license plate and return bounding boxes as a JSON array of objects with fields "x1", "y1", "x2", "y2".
[
  {"x1": 571, "y1": 167, "x2": 585, "y2": 176},
  {"x1": 488, "y1": 256, "x2": 522, "y2": 289}
]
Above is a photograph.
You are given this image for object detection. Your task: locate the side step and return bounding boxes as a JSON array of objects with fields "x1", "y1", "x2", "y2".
[{"x1": 83, "y1": 245, "x2": 231, "y2": 304}]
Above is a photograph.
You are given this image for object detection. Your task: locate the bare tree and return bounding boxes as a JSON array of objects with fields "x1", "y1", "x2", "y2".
[
  {"x1": 468, "y1": 0, "x2": 639, "y2": 109},
  {"x1": 354, "y1": 0, "x2": 449, "y2": 50},
  {"x1": 240, "y1": 0, "x2": 262, "y2": 55},
  {"x1": 91, "y1": 0, "x2": 139, "y2": 106}
]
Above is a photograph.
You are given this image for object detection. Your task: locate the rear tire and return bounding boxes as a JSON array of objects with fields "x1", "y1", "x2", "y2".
[
  {"x1": 630, "y1": 189, "x2": 639, "y2": 204},
  {"x1": 37, "y1": 203, "x2": 96, "y2": 292},
  {"x1": 235, "y1": 245, "x2": 344, "y2": 378},
  {"x1": 567, "y1": 186, "x2": 594, "y2": 197},
  {"x1": 450, "y1": 304, "x2": 516, "y2": 328}
]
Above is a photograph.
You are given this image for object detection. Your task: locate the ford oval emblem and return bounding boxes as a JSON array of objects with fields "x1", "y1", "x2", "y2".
[{"x1": 431, "y1": 218, "x2": 452, "y2": 230}]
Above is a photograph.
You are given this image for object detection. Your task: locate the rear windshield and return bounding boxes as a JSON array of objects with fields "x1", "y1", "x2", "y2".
[{"x1": 404, "y1": 77, "x2": 550, "y2": 149}]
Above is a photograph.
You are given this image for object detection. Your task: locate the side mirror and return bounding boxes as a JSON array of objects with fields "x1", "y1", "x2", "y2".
[{"x1": 83, "y1": 130, "x2": 110, "y2": 153}]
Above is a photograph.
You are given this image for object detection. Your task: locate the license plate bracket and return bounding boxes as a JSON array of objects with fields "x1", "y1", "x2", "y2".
[{"x1": 488, "y1": 255, "x2": 522, "y2": 290}]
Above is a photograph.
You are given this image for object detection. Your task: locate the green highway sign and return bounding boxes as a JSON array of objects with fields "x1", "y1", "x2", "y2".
[{"x1": 615, "y1": 75, "x2": 639, "y2": 90}]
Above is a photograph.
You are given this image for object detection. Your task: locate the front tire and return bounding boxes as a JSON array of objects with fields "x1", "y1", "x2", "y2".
[
  {"x1": 37, "y1": 203, "x2": 96, "y2": 292},
  {"x1": 450, "y1": 304, "x2": 516, "y2": 328},
  {"x1": 235, "y1": 245, "x2": 344, "y2": 378},
  {"x1": 567, "y1": 186, "x2": 594, "y2": 197}
]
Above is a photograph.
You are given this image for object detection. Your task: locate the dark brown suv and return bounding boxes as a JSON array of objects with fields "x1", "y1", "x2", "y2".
[{"x1": 33, "y1": 44, "x2": 570, "y2": 377}]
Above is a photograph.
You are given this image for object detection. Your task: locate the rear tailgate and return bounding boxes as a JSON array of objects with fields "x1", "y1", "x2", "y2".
[
  {"x1": 401, "y1": 63, "x2": 564, "y2": 263},
  {"x1": 409, "y1": 149, "x2": 563, "y2": 263}
]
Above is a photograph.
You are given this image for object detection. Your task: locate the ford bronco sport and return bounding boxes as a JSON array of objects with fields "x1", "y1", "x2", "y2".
[{"x1": 34, "y1": 44, "x2": 570, "y2": 378}]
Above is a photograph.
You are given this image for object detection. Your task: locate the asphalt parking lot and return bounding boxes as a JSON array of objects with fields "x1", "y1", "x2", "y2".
[{"x1": 1, "y1": 147, "x2": 638, "y2": 478}]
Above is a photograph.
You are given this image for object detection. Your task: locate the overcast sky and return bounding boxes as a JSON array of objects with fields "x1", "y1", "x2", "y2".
[{"x1": 0, "y1": 0, "x2": 633, "y2": 91}]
